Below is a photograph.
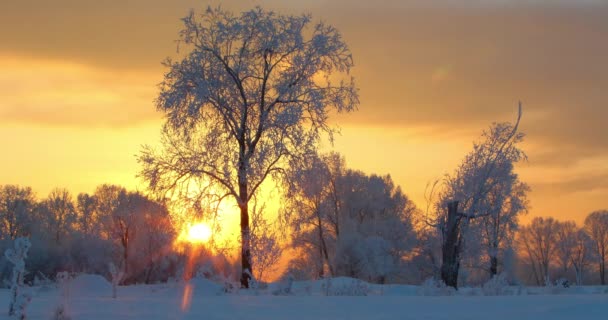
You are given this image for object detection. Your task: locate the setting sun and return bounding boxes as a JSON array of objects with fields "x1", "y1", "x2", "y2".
[
  {"x1": 187, "y1": 223, "x2": 212, "y2": 244},
  {"x1": 175, "y1": 222, "x2": 213, "y2": 247}
]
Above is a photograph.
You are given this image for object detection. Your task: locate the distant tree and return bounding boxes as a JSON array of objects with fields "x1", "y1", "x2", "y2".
[
  {"x1": 284, "y1": 153, "x2": 417, "y2": 283},
  {"x1": 584, "y1": 210, "x2": 608, "y2": 285},
  {"x1": 519, "y1": 217, "x2": 559, "y2": 286},
  {"x1": 571, "y1": 229, "x2": 593, "y2": 285},
  {"x1": 283, "y1": 154, "x2": 335, "y2": 277},
  {"x1": 249, "y1": 199, "x2": 282, "y2": 282},
  {"x1": 554, "y1": 220, "x2": 578, "y2": 279},
  {"x1": 334, "y1": 171, "x2": 416, "y2": 283},
  {"x1": 108, "y1": 191, "x2": 141, "y2": 282},
  {"x1": 94, "y1": 184, "x2": 126, "y2": 241},
  {"x1": 76, "y1": 193, "x2": 97, "y2": 238},
  {"x1": 0, "y1": 185, "x2": 36, "y2": 240},
  {"x1": 40, "y1": 188, "x2": 76, "y2": 245},
  {"x1": 139, "y1": 6, "x2": 358, "y2": 287},
  {"x1": 131, "y1": 197, "x2": 174, "y2": 284},
  {"x1": 429, "y1": 105, "x2": 526, "y2": 289}
]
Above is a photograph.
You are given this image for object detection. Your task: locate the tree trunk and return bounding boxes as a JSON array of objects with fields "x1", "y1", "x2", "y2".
[
  {"x1": 317, "y1": 210, "x2": 334, "y2": 277},
  {"x1": 239, "y1": 201, "x2": 252, "y2": 288},
  {"x1": 573, "y1": 264, "x2": 583, "y2": 285},
  {"x1": 490, "y1": 255, "x2": 498, "y2": 277},
  {"x1": 441, "y1": 201, "x2": 463, "y2": 289}
]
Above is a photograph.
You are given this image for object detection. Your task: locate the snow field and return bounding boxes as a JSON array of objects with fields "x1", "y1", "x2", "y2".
[{"x1": 1, "y1": 275, "x2": 607, "y2": 320}]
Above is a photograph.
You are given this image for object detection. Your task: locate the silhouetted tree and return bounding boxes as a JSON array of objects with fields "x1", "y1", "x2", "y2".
[{"x1": 139, "y1": 6, "x2": 358, "y2": 287}]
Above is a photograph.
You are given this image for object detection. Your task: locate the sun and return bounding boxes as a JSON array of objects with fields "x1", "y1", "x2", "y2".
[{"x1": 187, "y1": 222, "x2": 212, "y2": 244}]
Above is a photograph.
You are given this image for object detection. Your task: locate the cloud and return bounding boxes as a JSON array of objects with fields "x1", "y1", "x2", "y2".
[
  {"x1": 2, "y1": 1, "x2": 604, "y2": 161},
  {"x1": 0, "y1": 55, "x2": 161, "y2": 127}
]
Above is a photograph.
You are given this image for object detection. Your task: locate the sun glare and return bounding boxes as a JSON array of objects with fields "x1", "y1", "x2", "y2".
[{"x1": 186, "y1": 222, "x2": 213, "y2": 244}]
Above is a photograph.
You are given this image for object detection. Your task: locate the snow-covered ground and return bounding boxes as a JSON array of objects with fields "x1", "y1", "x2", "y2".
[{"x1": 1, "y1": 275, "x2": 607, "y2": 320}]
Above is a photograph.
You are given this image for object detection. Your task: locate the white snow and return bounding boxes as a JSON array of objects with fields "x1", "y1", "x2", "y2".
[
  {"x1": 2, "y1": 277, "x2": 607, "y2": 320},
  {"x1": 69, "y1": 274, "x2": 113, "y2": 297}
]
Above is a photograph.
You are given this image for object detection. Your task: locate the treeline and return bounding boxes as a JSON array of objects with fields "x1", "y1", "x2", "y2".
[
  {"x1": 276, "y1": 153, "x2": 608, "y2": 286},
  {"x1": 517, "y1": 214, "x2": 608, "y2": 286},
  {"x1": 0, "y1": 185, "x2": 187, "y2": 285},
  {"x1": 2, "y1": 136, "x2": 607, "y2": 288}
]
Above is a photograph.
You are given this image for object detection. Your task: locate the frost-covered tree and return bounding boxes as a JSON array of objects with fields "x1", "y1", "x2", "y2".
[
  {"x1": 0, "y1": 185, "x2": 36, "y2": 240},
  {"x1": 139, "y1": 6, "x2": 358, "y2": 287},
  {"x1": 334, "y1": 171, "x2": 416, "y2": 283},
  {"x1": 283, "y1": 154, "x2": 335, "y2": 277},
  {"x1": 584, "y1": 210, "x2": 608, "y2": 285},
  {"x1": 283, "y1": 153, "x2": 417, "y2": 283},
  {"x1": 5, "y1": 237, "x2": 31, "y2": 319},
  {"x1": 250, "y1": 199, "x2": 282, "y2": 282},
  {"x1": 429, "y1": 105, "x2": 526, "y2": 288},
  {"x1": 478, "y1": 179, "x2": 529, "y2": 277}
]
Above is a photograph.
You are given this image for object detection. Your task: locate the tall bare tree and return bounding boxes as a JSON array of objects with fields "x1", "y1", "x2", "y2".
[
  {"x1": 139, "y1": 6, "x2": 358, "y2": 287},
  {"x1": 519, "y1": 217, "x2": 559, "y2": 286},
  {"x1": 584, "y1": 210, "x2": 608, "y2": 285}
]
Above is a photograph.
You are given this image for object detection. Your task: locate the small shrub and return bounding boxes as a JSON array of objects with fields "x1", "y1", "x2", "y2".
[
  {"x1": 418, "y1": 278, "x2": 455, "y2": 296},
  {"x1": 51, "y1": 305, "x2": 71, "y2": 320},
  {"x1": 323, "y1": 278, "x2": 370, "y2": 296},
  {"x1": 481, "y1": 273, "x2": 510, "y2": 296},
  {"x1": 272, "y1": 274, "x2": 294, "y2": 296}
]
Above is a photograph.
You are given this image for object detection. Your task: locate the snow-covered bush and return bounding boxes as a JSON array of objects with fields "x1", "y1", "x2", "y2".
[
  {"x1": 109, "y1": 262, "x2": 124, "y2": 299},
  {"x1": 5, "y1": 237, "x2": 31, "y2": 319},
  {"x1": 418, "y1": 277, "x2": 455, "y2": 296},
  {"x1": 33, "y1": 271, "x2": 53, "y2": 289},
  {"x1": 56, "y1": 272, "x2": 70, "y2": 298},
  {"x1": 481, "y1": 273, "x2": 510, "y2": 296},
  {"x1": 272, "y1": 274, "x2": 294, "y2": 296},
  {"x1": 51, "y1": 305, "x2": 71, "y2": 320},
  {"x1": 542, "y1": 278, "x2": 570, "y2": 295},
  {"x1": 53, "y1": 271, "x2": 71, "y2": 320},
  {"x1": 322, "y1": 278, "x2": 370, "y2": 296}
]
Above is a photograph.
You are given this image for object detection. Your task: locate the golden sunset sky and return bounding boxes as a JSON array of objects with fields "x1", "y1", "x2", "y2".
[{"x1": 1, "y1": 0, "x2": 606, "y2": 226}]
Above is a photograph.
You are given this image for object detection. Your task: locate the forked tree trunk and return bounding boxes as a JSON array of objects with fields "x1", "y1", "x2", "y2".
[{"x1": 441, "y1": 201, "x2": 464, "y2": 289}]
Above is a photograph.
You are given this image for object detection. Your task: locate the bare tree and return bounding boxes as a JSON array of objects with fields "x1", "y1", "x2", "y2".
[
  {"x1": 76, "y1": 193, "x2": 97, "y2": 238},
  {"x1": 519, "y1": 217, "x2": 559, "y2": 286},
  {"x1": 40, "y1": 188, "x2": 76, "y2": 245},
  {"x1": 584, "y1": 210, "x2": 608, "y2": 285},
  {"x1": 554, "y1": 220, "x2": 577, "y2": 279},
  {"x1": 139, "y1": 6, "x2": 358, "y2": 288},
  {"x1": 571, "y1": 229, "x2": 592, "y2": 285}
]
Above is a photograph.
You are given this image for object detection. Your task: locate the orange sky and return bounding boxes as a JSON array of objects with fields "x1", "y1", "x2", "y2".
[{"x1": 0, "y1": 0, "x2": 607, "y2": 228}]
